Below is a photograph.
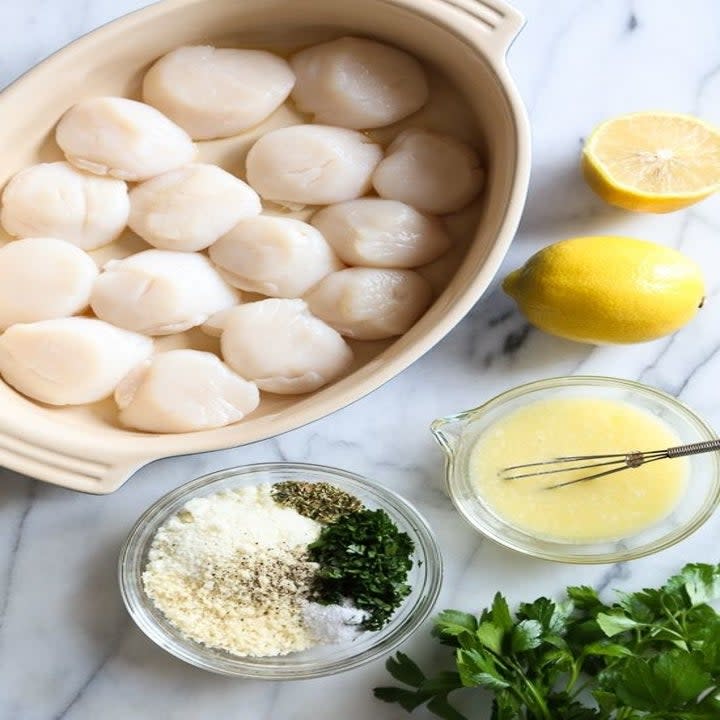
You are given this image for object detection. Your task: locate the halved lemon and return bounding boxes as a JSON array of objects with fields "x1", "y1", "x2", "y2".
[{"x1": 582, "y1": 111, "x2": 720, "y2": 212}]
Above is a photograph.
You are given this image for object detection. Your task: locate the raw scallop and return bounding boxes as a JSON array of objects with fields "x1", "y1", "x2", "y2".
[
  {"x1": 91, "y1": 249, "x2": 238, "y2": 335},
  {"x1": 129, "y1": 164, "x2": 261, "y2": 252},
  {"x1": 311, "y1": 198, "x2": 451, "y2": 268},
  {"x1": 115, "y1": 349, "x2": 259, "y2": 433},
  {"x1": 245, "y1": 125, "x2": 382, "y2": 206},
  {"x1": 208, "y1": 215, "x2": 342, "y2": 298},
  {"x1": 0, "y1": 317, "x2": 153, "y2": 405},
  {"x1": 305, "y1": 267, "x2": 432, "y2": 340},
  {"x1": 143, "y1": 46, "x2": 295, "y2": 140},
  {"x1": 372, "y1": 129, "x2": 484, "y2": 214},
  {"x1": 201, "y1": 307, "x2": 236, "y2": 338},
  {"x1": 1, "y1": 162, "x2": 129, "y2": 250},
  {"x1": 219, "y1": 299, "x2": 353, "y2": 394},
  {"x1": 56, "y1": 97, "x2": 196, "y2": 181},
  {"x1": 0, "y1": 238, "x2": 98, "y2": 331},
  {"x1": 290, "y1": 37, "x2": 428, "y2": 129}
]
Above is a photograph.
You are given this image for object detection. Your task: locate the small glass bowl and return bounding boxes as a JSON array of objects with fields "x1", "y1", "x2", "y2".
[
  {"x1": 431, "y1": 376, "x2": 720, "y2": 564},
  {"x1": 118, "y1": 462, "x2": 442, "y2": 679}
]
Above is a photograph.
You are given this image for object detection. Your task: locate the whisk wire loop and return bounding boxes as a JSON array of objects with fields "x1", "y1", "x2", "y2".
[{"x1": 500, "y1": 438, "x2": 720, "y2": 490}]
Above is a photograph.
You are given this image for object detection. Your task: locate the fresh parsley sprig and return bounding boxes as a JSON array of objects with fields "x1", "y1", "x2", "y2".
[{"x1": 374, "y1": 562, "x2": 720, "y2": 719}]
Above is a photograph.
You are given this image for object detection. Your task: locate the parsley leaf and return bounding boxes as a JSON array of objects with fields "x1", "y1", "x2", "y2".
[
  {"x1": 676, "y1": 563, "x2": 720, "y2": 606},
  {"x1": 435, "y1": 610, "x2": 478, "y2": 638},
  {"x1": 510, "y1": 619, "x2": 543, "y2": 653},
  {"x1": 697, "y1": 619, "x2": 720, "y2": 670},
  {"x1": 456, "y1": 648, "x2": 510, "y2": 689},
  {"x1": 375, "y1": 653, "x2": 466, "y2": 718},
  {"x1": 608, "y1": 651, "x2": 713, "y2": 711},
  {"x1": 582, "y1": 642, "x2": 634, "y2": 659},
  {"x1": 425, "y1": 697, "x2": 469, "y2": 720},
  {"x1": 386, "y1": 651, "x2": 426, "y2": 687},
  {"x1": 596, "y1": 612, "x2": 641, "y2": 637},
  {"x1": 374, "y1": 562, "x2": 720, "y2": 720},
  {"x1": 475, "y1": 621, "x2": 504, "y2": 653},
  {"x1": 374, "y1": 686, "x2": 429, "y2": 713},
  {"x1": 567, "y1": 585, "x2": 605, "y2": 612},
  {"x1": 517, "y1": 596, "x2": 572, "y2": 635},
  {"x1": 488, "y1": 592, "x2": 514, "y2": 633}
]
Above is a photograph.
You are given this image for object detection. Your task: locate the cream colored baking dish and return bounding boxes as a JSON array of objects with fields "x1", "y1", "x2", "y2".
[{"x1": 0, "y1": 0, "x2": 530, "y2": 493}]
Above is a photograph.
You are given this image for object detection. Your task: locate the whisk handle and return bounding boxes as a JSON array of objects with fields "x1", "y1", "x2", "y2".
[{"x1": 666, "y1": 438, "x2": 720, "y2": 459}]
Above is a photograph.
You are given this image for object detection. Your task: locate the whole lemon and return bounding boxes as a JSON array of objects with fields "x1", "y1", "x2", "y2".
[{"x1": 502, "y1": 236, "x2": 704, "y2": 344}]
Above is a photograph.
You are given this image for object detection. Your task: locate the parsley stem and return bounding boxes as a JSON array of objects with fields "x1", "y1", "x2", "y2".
[
  {"x1": 569, "y1": 678, "x2": 590, "y2": 699},
  {"x1": 659, "y1": 597, "x2": 688, "y2": 639},
  {"x1": 564, "y1": 659, "x2": 581, "y2": 694},
  {"x1": 524, "y1": 686, "x2": 552, "y2": 720},
  {"x1": 500, "y1": 658, "x2": 551, "y2": 720}
]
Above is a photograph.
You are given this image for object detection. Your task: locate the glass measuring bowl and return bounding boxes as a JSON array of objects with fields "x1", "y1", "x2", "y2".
[
  {"x1": 119, "y1": 462, "x2": 442, "y2": 678},
  {"x1": 430, "y1": 376, "x2": 720, "y2": 563}
]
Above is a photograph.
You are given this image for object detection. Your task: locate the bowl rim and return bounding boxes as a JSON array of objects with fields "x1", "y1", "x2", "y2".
[
  {"x1": 118, "y1": 461, "x2": 444, "y2": 678},
  {"x1": 437, "y1": 375, "x2": 720, "y2": 564}
]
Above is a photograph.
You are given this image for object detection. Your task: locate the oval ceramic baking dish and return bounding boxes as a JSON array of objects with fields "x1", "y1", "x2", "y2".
[{"x1": 0, "y1": 0, "x2": 530, "y2": 493}]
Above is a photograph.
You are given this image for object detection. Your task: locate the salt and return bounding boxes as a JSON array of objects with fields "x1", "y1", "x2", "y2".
[{"x1": 302, "y1": 601, "x2": 369, "y2": 644}]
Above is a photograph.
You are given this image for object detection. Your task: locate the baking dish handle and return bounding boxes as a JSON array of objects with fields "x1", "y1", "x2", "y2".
[
  {"x1": 439, "y1": 0, "x2": 525, "y2": 54},
  {"x1": 0, "y1": 429, "x2": 150, "y2": 494}
]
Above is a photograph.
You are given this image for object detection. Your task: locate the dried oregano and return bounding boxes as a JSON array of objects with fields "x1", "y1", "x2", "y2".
[{"x1": 271, "y1": 481, "x2": 363, "y2": 523}]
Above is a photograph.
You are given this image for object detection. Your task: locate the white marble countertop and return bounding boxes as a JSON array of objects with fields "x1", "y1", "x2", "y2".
[{"x1": 1, "y1": 1, "x2": 720, "y2": 718}]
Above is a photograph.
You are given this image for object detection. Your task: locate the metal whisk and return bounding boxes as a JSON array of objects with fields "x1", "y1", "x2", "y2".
[{"x1": 500, "y1": 438, "x2": 720, "y2": 490}]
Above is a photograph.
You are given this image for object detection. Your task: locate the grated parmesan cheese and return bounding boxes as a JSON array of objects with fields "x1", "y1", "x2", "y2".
[{"x1": 143, "y1": 484, "x2": 322, "y2": 657}]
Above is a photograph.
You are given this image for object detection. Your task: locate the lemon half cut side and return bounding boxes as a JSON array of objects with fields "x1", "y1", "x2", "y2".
[{"x1": 582, "y1": 111, "x2": 720, "y2": 213}]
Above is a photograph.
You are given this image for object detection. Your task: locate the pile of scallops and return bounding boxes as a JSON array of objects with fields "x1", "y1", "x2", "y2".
[{"x1": 0, "y1": 37, "x2": 484, "y2": 434}]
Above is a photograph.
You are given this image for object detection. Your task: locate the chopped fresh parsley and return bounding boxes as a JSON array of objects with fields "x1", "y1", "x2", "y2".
[
  {"x1": 375, "y1": 562, "x2": 720, "y2": 719},
  {"x1": 308, "y1": 508, "x2": 414, "y2": 630}
]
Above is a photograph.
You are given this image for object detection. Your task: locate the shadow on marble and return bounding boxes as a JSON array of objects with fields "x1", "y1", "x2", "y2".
[
  {"x1": 517, "y1": 157, "x2": 626, "y2": 239},
  {"x1": 0, "y1": 465, "x2": 37, "y2": 483},
  {"x1": 454, "y1": 291, "x2": 591, "y2": 379},
  {"x1": 0, "y1": 468, "x2": 36, "y2": 503}
]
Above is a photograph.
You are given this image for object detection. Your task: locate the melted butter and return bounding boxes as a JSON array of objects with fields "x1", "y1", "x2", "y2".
[{"x1": 469, "y1": 397, "x2": 688, "y2": 543}]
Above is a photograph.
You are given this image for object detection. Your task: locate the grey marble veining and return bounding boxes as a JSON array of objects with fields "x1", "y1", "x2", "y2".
[{"x1": 1, "y1": 1, "x2": 720, "y2": 718}]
